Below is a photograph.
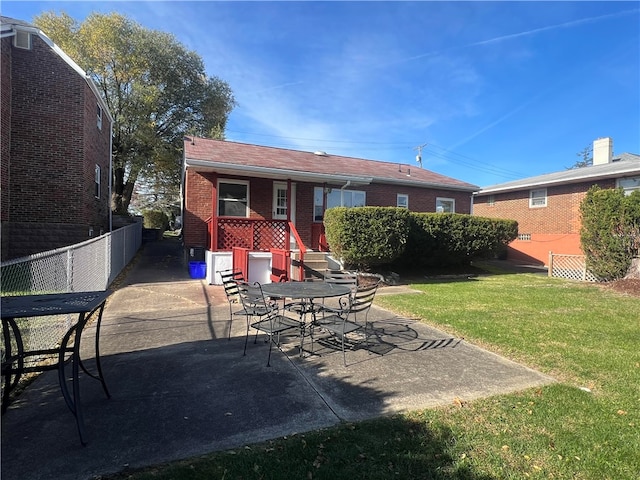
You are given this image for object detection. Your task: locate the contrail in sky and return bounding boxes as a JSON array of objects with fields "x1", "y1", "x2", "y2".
[{"x1": 384, "y1": 8, "x2": 639, "y2": 67}]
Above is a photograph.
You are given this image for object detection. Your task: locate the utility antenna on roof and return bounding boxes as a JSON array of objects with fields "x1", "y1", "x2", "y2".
[{"x1": 414, "y1": 143, "x2": 427, "y2": 168}]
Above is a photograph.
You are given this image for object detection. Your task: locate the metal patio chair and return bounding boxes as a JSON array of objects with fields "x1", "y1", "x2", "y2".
[
  {"x1": 317, "y1": 282, "x2": 379, "y2": 366},
  {"x1": 236, "y1": 281, "x2": 300, "y2": 366},
  {"x1": 218, "y1": 268, "x2": 247, "y2": 340}
]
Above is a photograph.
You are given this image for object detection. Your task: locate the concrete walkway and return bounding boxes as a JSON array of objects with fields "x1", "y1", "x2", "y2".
[{"x1": 1, "y1": 238, "x2": 554, "y2": 480}]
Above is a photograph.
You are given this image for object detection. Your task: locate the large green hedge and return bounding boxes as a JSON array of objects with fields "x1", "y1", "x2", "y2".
[
  {"x1": 323, "y1": 207, "x2": 517, "y2": 270},
  {"x1": 580, "y1": 186, "x2": 640, "y2": 281},
  {"x1": 324, "y1": 207, "x2": 410, "y2": 269},
  {"x1": 400, "y1": 213, "x2": 518, "y2": 268}
]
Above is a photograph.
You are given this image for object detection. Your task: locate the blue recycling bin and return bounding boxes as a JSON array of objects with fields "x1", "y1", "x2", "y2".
[{"x1": 189, "y1": 261, "x2": 206, "y2": 279}]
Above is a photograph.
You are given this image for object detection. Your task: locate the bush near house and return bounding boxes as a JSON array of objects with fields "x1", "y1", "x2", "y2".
[
  {"x1": 142, "y1": 209, "x2": 170, "y2": 231},
  {"x1": 400, "y1": 213, "x2": 518, "y2": 268},
  {"x1": 324, "y1": 207, "x2": 517, "y2": 270},
  {"x1": 580, "y1": 186, "x2": 640, "y2": 281},
  {"x1": 324, "y1": 207, "x2": 411, "y2": 269}
]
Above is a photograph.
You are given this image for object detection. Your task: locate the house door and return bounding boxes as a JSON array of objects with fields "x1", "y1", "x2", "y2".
[{"x1": 273, "y1": 182, "x2": 296, "y2": 222}]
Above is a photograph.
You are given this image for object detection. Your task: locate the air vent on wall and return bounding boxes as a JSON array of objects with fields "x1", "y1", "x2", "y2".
[{"x1": 14, "y1": 30, "x2": 31, "y2": 50}]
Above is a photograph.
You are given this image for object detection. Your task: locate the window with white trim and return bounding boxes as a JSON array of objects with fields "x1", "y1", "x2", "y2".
[
  {"x1": 517, "y1": 233, "x2": 531, "y2": 241},
  {"x1": 218, "y1": 180, "x2": 249, "y2": 217},
  {"x1": 436, "y1": 197, "x2": 455, "y2": 213},
  {"x1": 97, "y1": 104, "x2": 103, "y2": 130},
  {"x1": 313, "y1": 186, "x2": 366, "y2": 221},
  {"x1": 14, "y1": 30, "x2": 31, "y2": 50},
  {"x1": 488, "y1": 195, "x2": 495, "y2": 206},
  {"x1": 326, "y1": 189, "x2": 365, "y2": 208},
  {"x1": 94, "y1": 165, "x2": 101, "y2": 198},
  {"x1": 618, "y1": 176, "x2": 640, "y2": 195},
  {"x1": 529, "y1": 188, "x2": 547, "y2": 208},
  {"x1": 397, "y1": 194, "x2": 408, "y2": 209}
]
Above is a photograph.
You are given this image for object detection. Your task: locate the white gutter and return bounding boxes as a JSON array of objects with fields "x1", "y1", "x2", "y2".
[
  {"x1": 372, "y1": 176, "x2": 478, "y2": 192},
  {"x1": 476, "y1": 166, "x2": 640, "y2": 195},
  {"x1": 185, "y1": 158, "x2": 373, "y2": 185}
]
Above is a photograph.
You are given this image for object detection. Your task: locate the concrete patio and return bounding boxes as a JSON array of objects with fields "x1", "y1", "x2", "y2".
[{"x1": 1, "y1": 237, "x2": 555, "y2": 480}]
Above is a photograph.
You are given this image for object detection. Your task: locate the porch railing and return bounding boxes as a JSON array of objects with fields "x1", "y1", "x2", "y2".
[
  {"x1": 206, "y1": 218, "x2": 309, "y2": 281},
  {"x1": 208, "y1": 218, "x2": 288, "y2": 251}
]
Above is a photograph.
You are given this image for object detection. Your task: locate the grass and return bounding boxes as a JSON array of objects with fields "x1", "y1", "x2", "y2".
[{"x1": 106, "y1": 270, "x2": 639, "y2": 480}]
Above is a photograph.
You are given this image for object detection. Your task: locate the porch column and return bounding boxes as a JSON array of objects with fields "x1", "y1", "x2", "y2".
[{"x1": 211, "y1": 173, "x2": 218, "y2": 251}]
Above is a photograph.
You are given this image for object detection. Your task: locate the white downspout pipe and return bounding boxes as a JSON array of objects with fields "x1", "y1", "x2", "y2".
[{"x1": 340, "y1": 180, "x2": 352, "y2": 206}]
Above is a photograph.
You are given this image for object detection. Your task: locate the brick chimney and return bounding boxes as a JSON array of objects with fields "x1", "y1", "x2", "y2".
[{"x1": 593, "y1": 137, "x2": 613, "y2": 165}]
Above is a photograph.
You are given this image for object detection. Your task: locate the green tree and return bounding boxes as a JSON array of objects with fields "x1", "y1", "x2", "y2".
[
  {"x1": 567, "y1": 144, "x2": 593, "y2": 169},
  {"x1": 34, "y1": 12, "x2": 236, "y2": 215}
]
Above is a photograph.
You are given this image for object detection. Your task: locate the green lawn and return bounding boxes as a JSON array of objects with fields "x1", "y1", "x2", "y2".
[{"x1": 108, "y1": 270, "x2": 639, "y2": 480}]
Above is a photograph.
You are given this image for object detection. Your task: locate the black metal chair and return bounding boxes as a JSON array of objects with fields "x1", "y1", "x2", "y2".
[
  {"x1": 236, "y1": 281, "x2": 301, "y2": 366},
  {"x1": 218, "y1": 268, "x2": 247, "y2": 340},
  {"x1": 317, "y1": 282, "x2": 379, "y2": 366}
]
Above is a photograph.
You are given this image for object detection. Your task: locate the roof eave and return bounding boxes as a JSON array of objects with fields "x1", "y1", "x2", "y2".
[
  {"x1": 476, "y1": 166, "x2": 640, "y2": 195},
  {"x1": 372, "y1": 176, "x2": 478, "y2": 192},
  {"x1": 185, "y1": 158, "x2": 374, "y2": 185}
]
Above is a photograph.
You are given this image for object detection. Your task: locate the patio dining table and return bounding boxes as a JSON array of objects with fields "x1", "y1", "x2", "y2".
[
  {"x1": 261, "y1": 281, "x2": 352, "y2": 356},
  {"x1": 1, "y1": 291, "x2": 111, "y2": 445}
]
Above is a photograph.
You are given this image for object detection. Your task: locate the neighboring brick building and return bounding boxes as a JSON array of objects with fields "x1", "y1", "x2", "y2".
[
  {"x1": 182, "y1": 137, "x2": 478, "y2": 282},
  {"x1": 1, "y1": 16, "x2": 113, "y2": 261},
  {"x1": 473, "y1": 138, "x2": 640, "y2": 266}
]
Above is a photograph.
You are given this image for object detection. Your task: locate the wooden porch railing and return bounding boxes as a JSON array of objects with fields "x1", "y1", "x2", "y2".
[{"x1": 205, "y1": 218, "x2": 308, "y2": 282}]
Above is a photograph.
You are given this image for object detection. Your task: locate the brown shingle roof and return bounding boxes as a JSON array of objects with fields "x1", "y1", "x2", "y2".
[{"x1": 184, "y1": 137, "x2": 478, "y2": 191}]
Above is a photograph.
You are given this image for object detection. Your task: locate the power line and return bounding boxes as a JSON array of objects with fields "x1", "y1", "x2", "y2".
[{"x1": 224, "y1": 130, "x2": 529, "y2": 180}]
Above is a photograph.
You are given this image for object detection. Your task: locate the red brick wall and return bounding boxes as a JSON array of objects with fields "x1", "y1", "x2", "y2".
[
  {"x1": 1, "y1": 37, "x2": 11, "y2": 224},
  {"x1": 184, "y1": 169, "x2": 474, "y2": 252},
  {"x1": 474, "y1": 179, "x2": 617, "y2": 264},
  {"x1": 364, "y1": 184, "x2": 472, "y2": 213},
  {"x1": 1, "y1": 33, "x2": 112, "y2": 259}
]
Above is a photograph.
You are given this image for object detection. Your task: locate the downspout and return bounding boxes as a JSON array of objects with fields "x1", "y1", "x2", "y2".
[
  {"x1": 109, "y1": 117, "x2": 113, "y2": 232},
  {"x1": 340, "y1": 180, "x2": 352, "y2": 206}
]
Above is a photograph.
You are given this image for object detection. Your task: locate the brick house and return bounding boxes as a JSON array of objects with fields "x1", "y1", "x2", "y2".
[
  {"x1": 1, "y1": 17, "x2": 113, "y2": 261},
  {"x1": 182, "y1": 137, "x2": 478, "y2": 283},
  {"x1": 473, "y1": 137, "x2": 640, "y2": 266}
]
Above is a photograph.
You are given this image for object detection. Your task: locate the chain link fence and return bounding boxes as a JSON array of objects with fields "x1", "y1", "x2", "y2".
[
  {"x1": 1, "y1": 222, "x2": 142, "y2": 366},
  {"x1": 548, "y1": 253, "x2": 598, "y2": 282}
]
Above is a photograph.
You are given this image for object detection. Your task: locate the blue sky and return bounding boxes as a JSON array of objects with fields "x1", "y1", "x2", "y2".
[{"x1": 3, "y1": 1, "x2": 639, "y2": 187}]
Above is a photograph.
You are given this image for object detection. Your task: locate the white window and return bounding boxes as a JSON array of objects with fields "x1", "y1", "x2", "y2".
[
  {"x1": 436, "y1": 197, "x2": 455, "y2": 213},
  {"x1": 314, "y1": 187, "x2": 325, "y2": 222},
  {"x1": 488, "y1": 195, "x2": 495, "y2": 206},
  {"x1": 517, "y1": 233, "x2": 531, "y2": 241},
  {"x1": 14, "y1": 30, "x2": 31, "y2": 50},
  {"x1": 327, "y1": 188, "x2": 365, "y2": 209},
  {"x1": 218, "y1": 180, "x2": 249, "y2": 217},
  {"x1": 97, "y1": 104, "x2": 103, "y2": 130},
  {"x1": 94, "y1": 165, "x2": 101, "y2": 198},
  {"x1": 397, "y1": 194, "x2": 408, "y2": 209},
  {"x1": 529, "y1": 188, "x2": 547, "y2": 208},
  {"x1": 273, "y1": 182, "x2": 295, "y2": 220},
  {"x1": 618, "y1": 177, "x2": 640, "y2": 195},
  {"x1": 314, "y1": 186, "x2": 366, "y2": 221}
]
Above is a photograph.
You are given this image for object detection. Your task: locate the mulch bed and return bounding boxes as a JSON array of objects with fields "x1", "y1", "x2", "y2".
[{"x1": 602, "y1": 278, "x2": 640, "y2": 297}]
